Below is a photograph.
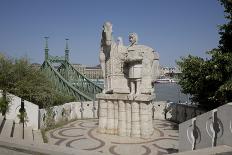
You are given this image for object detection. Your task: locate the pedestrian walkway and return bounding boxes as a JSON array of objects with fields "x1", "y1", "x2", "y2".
[{"x1": 46, "y1": 119, "x2": 179, "y2": 155}]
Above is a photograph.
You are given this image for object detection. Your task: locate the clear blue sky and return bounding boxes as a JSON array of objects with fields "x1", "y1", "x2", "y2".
[{"x1": 0, "y1": 0, "x2": 225, "y2": 67}]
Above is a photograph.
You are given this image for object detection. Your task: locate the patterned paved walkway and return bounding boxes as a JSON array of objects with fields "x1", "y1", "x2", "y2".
[{"x1": 46, "y1": 119, "x2": 179, "y2": 155}]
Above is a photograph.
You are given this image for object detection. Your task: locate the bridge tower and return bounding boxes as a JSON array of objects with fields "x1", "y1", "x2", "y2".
[{"x1": 41, "y1": 37, "x2": 103, "y2": 101}]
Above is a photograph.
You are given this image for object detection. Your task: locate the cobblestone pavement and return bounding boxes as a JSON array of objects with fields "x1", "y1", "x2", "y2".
[{"x1": 46, "y1": 119, "x2": 179, "y2": 155}]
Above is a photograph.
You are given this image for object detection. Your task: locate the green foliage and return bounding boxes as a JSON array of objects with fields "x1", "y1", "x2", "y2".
[
  {"x1": 17, "y1": 111, "x2": 29, "y2": 124},
  {"x1": 177, "y1": 0, "x2": 232, "y2": 110},
  {"x1": 0, "y1": 95, "x2": 10, "y2": 115},
  {"x1": 44, "y1": 106, "x2": 55, "y2": 130},
  {"x1": 0, "y1": 54, "x2": 76, "y2": 112},
  {"x1": 0, "y1": 55, "x2": 15, "y2": 93}
]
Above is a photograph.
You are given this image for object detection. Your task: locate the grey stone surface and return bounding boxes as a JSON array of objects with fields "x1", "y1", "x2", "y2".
[
  {"x1": 217, "y1": 103, "x2": 232, "y2": 147},
  {"x1": 13, "y1": 123, "x2": 23, "y2": 139},
  {"x1": 97, "y1": 94, "x2": 154, "y2": 138},
  {"x1": 179, "y1": 118, "x2": 196, "y2": 152},
  {"x1": 195, "y1": 110, "x2": 214, "y2": 149},
  {"x1": 172, "y1": 145, "x2": 232, "y2": 155},
  {"x1": 0, "y1": 135, "x2": 99, "y2": 155},
  {"x1": 179, "y1": 103, "x2": 232, "y2": 152},
  {"x1": 98, "y1": 22, "x2": 160, "y2": 139},
  {"x1": 47, "y1": 119, "x2": 178, "y2": 155},
  {"x1": 1, "y1": 119, "x2": 13, "y2": 138}
]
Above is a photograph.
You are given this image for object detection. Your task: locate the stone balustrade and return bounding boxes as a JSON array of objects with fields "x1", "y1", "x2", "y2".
[
  {"x1": 152, "y1": 101, "x2": 205, "y2": 123},
  {"x1": 179, "y1": 103, "x2": 232, "y2": 152},
  {"x1": 39, "y1": 101, "x2": 98, "y2": 129}
]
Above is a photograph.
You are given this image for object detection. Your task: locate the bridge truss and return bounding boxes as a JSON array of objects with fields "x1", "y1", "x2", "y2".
[{"x1": 41, "y1": 38, "x2": 103, "y2": 101}]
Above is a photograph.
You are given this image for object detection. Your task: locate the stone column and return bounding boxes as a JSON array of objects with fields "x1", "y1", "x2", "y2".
[
  {"x1": 118, "y1": 100, "x2": 126, "y2": 136},
  {"x1": 107, "y1": 100, "x2": 114, "y2": 134},
  {"x1": 148, "y1": 102, "x2": 154, "y2": 136},
  {"x1": 126, "y1": 102, "x2": 131, "y2": 136},
  {"x1": 114, "y1": 100, "x2": 119, "y2": 134},
  {"x1": 131, "y1": 101, "x2": 140, "y2": 137},
  {"x1": 98, "y1": 99, "x2": 107, "y2": 133},
  {"x1": 140, "y1": 102, "x2": 150, "y2": 139}
]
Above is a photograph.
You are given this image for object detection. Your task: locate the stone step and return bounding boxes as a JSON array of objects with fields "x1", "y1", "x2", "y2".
[
  {"x1": 171, "y1": 145, "x2": 232, "y2": 155},
  {"x1": 0, "y1": 115, "x2": 4, "y2": 124},
  {"x1": 23, "y1": 126, "x2": 33, "y2": 142},
  {"x1": 33, "y1": 130, "x2": 44, "y2": 143},
  {"x1": 0, "y1": 115, "x2": 4, "y2": 134},
  {"x1": 13, "y1": 123, "x2": 23, "y2": 139},
  {"x1": 0, "y1": 115, "x2": 4, "y2": 126},
  {"x1": 0, "y1": 119, "x2": 13, "y2": 138}
]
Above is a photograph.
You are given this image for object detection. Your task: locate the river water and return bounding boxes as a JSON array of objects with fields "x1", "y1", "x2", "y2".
[{"x1": 154, "y1": 83, "x2": 189, "y2": 103}]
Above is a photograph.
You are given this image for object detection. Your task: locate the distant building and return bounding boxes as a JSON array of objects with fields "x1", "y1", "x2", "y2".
[
  {"x1": 84, "y1": 65, "x2": 103, "y2": 79},
  {"x1": 159, "y1": 66, "x2": 181, "y2": 77},
  {"x1": 73, "y1": 64, "x2": 103, "y2": 79},
  {"x1": 72, "y1": 64, "x2": 86, "y2": 75}
]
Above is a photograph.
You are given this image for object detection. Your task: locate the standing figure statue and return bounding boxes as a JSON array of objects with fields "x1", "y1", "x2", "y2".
[
  {"x1": 124, "y1": 33, "x2": 143, "y2": 94},
  {"x1": 124, "y1": 33, "x2": 159, "y2": 95}
]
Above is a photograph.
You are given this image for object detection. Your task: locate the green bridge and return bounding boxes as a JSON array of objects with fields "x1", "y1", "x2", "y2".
[{"x1": 41, "y1": 37, "x2": 103, "y2": 101}]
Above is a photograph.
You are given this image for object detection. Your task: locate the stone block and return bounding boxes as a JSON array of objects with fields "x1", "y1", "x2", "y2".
[
  {"x1": 153, "y1": 101, "x2": 166, "y2": 120},
  {"x1": 118, "y1": 100, "x2": 126, "y2": 136},
  {"x1": 217, "y1": 103, "x2": 232, "y2": 147},
  {"x1": 83, "y1": 101, "x2": 94, "y2": 118},
  {"x1": 114, "y1": 101, "x2": 118, "y2": 131},
  {"x1": 195, "y1": 110, "x2": 214, "y2": 149},
  {"x1": 126, "y1": 102, "x2": 131, "y2": 136},
  {"x1": 179, "y1": 118, "x2": 196, "y2": 152},
  {"x1": 39, "y1": 109, "x2": 46, "y2": 129}
]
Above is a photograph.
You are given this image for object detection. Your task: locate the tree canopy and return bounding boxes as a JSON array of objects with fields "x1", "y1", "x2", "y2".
[
  {"x1": 177, "y1": 0, "x2": 232, "y2": 110},
  {"x1": 0, "y1": 54, "x2": 75, "y2": 112}
]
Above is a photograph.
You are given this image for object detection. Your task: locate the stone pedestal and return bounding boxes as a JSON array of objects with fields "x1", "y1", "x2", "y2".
[{"x1": 97, "y1": 93, "x2": 154, "y2": 139}]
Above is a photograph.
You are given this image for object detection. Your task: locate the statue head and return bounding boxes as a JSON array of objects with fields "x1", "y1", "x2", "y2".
[
  {"x1": 129, "y1": 32, "x2": 138, "y2": 46},
  {"x1": 102, "y1": 21, "x2": 113, "y2": 46},
  {"x1": 117, "y1": 37, "x2": 123, "y2": 46}
]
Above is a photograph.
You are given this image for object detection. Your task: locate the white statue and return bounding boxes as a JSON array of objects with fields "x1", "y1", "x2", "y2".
[
  {"x1": 99, "y1": 22, "x2": 159, "y2": 95},
  {"x1": 97, "y1": 22, "x2": 159, "y2": 138},
  {"x1": 124, "y1": 33, "x2": 143, "y2": 94},
  {"x1": 124, "y1": 33, "x2": 159, "y2": 94},
  {"x1": 100, "y1": 22, "x2": 129, "y2": 94}
]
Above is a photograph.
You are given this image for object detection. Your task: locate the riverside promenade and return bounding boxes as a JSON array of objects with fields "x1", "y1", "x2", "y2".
[{"x1": 46, "y1": 119, "x2": 178, "y2": 155}]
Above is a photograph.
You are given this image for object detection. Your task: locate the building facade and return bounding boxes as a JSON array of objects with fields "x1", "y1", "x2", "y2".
[{"x1": 73, "y1": 64, "x2": 103, "y2": 79}]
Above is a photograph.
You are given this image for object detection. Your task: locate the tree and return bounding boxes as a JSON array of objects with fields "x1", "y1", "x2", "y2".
[
  {"x1": 0, "y1": 54, "x2": 75, "y2": 114},
  {"x1": 177, "y1": 0, "x2": 232, "y2": 110},
  {"x1": 0, "y1": 55, "x2": 14, "y2": 114}
]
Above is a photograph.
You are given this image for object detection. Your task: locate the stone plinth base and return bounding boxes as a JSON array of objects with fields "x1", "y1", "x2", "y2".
[{"x1": 96, "y1": 93, "x2": 154, "y2": 139}]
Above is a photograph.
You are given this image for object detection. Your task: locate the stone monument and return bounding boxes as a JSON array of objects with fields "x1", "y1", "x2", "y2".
[{"x1": 97, "y1": 22, "x2": 159, "y2": 139}]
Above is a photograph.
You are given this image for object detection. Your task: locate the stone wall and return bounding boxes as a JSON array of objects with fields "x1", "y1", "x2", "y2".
[
  {"x1": 39, "y1": 101, "x2": 98, "y2": 129},
  {"x1": 152, "y1": 101, "x2": 205, "y2": 123},
  {"x1": 0, "y1": 92, "x2": 39, "y2": 130},
  {"x1": 179, "y1": 103, "x2": 232, "y2": 152}
]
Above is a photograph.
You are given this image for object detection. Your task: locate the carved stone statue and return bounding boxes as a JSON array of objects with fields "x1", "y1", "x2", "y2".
[
  {"x1": 124, "y1": 33, "x2": 143, "y2": 94},
  {"x1": 123, "y1": 33, "x2": 159, "y2": 94},
  {"x1": 100, "y1": 22, "x2": 129, "y2": 94},
  {"x1": 97, "y1": 22, "x2": 160, "y2": 139}
]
